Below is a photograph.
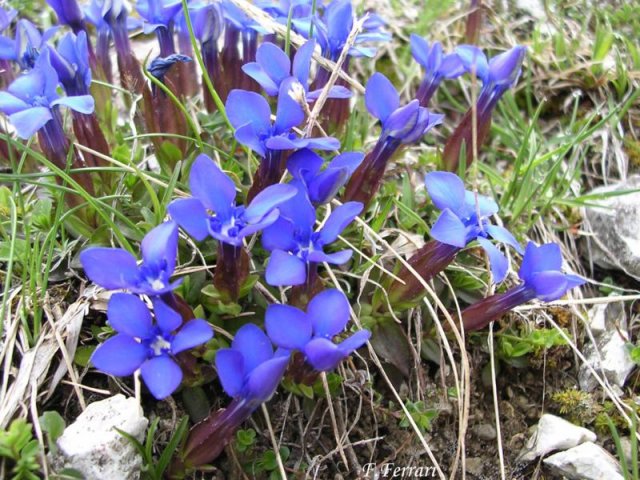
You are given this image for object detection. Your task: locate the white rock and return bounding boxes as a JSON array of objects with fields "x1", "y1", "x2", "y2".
[
  {"x1": 53, "y1": 394, "x2": 148, "y2": 480},
  {"x1": 583, "y1": 175, "x2": 640, "y2": 281},
  {"x1": 579, "y1": 302, "x2": 636, "y2": 391},
  {"x1": 544, "y1": 441, "x2": 624, "y2": 480},
  {"x1": 518, "y1": 414, "x2": 596, "y2": 462}
]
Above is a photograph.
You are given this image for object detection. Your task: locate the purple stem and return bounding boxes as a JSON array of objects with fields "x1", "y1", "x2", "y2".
[
  {"x1": 180, "y1": 398, "x2": 256, "y2": 468},
  {"x1": 247, "y1": 150, "x2": 285, "y2": 202},
  {"x1": 342, "y1": 136, "x2": 401, "y2": 207},
  {"x1": 460, "y1": 284, "x2": 534, "y2": 331}
]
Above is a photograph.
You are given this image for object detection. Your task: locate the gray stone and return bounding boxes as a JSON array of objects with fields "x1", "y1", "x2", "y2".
[
  {"x1": 544, "y1": 441, "x2": 624, "y2": 480},
  {"x1": 583, "y1": 175, "x2": 640, "y2": 281},
  {"x1": 53, "y1": 395, "x2": 148, "y2": 480},
  {"x1": 579, "y1": 302, "x2": 636, "y2": 391},
  {"x1": 472, "y1": 423, "x2": 497, "y2": 441},
  {"x1": 518, "y1": 414, "x2": 596, "y2": 462}
]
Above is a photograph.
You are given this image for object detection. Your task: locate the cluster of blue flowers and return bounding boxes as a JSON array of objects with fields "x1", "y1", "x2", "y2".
[{"x1": 0, "y1": 0, "x2": 586, "y2": 472}]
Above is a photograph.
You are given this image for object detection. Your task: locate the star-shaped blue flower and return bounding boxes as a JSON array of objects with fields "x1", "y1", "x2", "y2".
[
  {"x1": 226, "y1": 78, "x2": 340, "y2": 157},
  {"x1": 91, "y1": 293, "x2": 213, "y2": 399},
  {"x1": 262, "y1": 187, "x2": 362, "y2": 286},
  {"x1": 0, "y1": 49, "x2": 94, "y2": 138},
  {"x1": 243, "y1": 40, "x2": 351, "y2": 100},
  {"x1": 168, "y1": 153, "x2": 297, "y2": 247},
  {"x1": 216, "y1": 323, "x2": 289, "y2": 403},
  {"x1": 80, "y1": 221, "x2": 181, "y2": 295},
  {"x1": 287, "y1": 148, "x2": 364, "y2": 205},
  {"x1": 265, "y1": 289, "x2": 370, "y2": 371},
  {"x1": 425, "y1": 171, "x2": 523, "y2": 282}
]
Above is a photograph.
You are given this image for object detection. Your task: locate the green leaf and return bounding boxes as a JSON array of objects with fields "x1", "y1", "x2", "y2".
[
  {"x1": 39, "y1": 411, "x2": 65, "y2": 454},
  {"x1": 73, "y1": 346, "x2": 95, "y2": 368}
]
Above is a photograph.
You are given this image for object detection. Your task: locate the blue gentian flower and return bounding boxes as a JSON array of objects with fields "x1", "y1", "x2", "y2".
[
  {"x1": 226, "y1": 79, "x2": 340, "y2": 158},
  {"x1": 365, "y1": 72, "x2": 444, "y2": 144},
  {"x1": 312, "y1": 0, "x2": 389, "y2": 60},
  {"x1": 137, "y1": 0, "x2": 183, "y2": 34},
  {"x1": 265, "y1": 289, "x2": 370, "y2": 371},
  {"x1": 0, "y1": 19, "x2": 59, "y2": 70},
  {"x1": 49, "y1": 31, "x2": 92, "y2": 96},
  {"x1": 461, "y1": 242, "x2": 585, "y2": 331},
  {"x1": 256, "y1": 0, "x2": 313, "y2": 27},
  {"x1": 425, "y1": 171, "x2": 522, "y2": 282},
  {"x1": 137, "y1": 0, "x2": 183, "y2": 55},
  {"x1": 46, "y1": 0, "x2": 85, "y2": 33},
  {"x1": 442, "y1": 45, "x2": 527, "y2": 172},
  {"x1": 91, "y1": 293, "x2": 213, "y2": 399},
  {"x1": 455, "y1": 45, "x2": 527, "y2": 110},
  {"x1": 216, "y1": 323, "x2": 290, "y2": 403},
  {"x1": 168, "y1": 154, "x2": 297, "y2": 247},
  {"x1": 410, "y1": 34, "x2": 465, "y2": 106},
  {"x1": 342, "y1": 72, "x2": 443, "y2": 205},
  {"x1": 80, "y1": 221, "x2": 181, "y2": 295},
  {"x1": 0, "y1": 49, "x2": 94, "y2": 139},
  {"x1": 148, "y1": 53, "x2": 192, "y2": 85},
  {"x1": 262, "y1": 187, "x2": 362, "y2": 286},
  {"x1": 287, "y1": 148, "x2": 364, "y2": 204},
  {"x1": 83, "y1": 0, "x2": 146, "y2": 92},
  {"x1": 242, "y1": 40, "x2": 351, "y2": 100}
]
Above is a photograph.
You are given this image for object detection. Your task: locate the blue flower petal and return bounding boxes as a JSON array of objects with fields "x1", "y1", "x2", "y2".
[
  {"x1": 8, "y1": 68, "x2": 46, "y2": 100},
  {"x1": 265, "y1": 250, "x2": 307, "y2": 286},
  {"x1": 151, "y1": 297, "x2": 182, "y2": 333},
  {"x1": 215, "y1": 349, "x2": 245, "y2": 398},
  {"x1": 518, "y1": 242, "x2": 563, "y2": 282},
  {"x1": 410, "y1": 34, "x2": 431, "y2": 68},
  {"x1": 430, "y1": 209, "x2": 468, "y2": 248},
  {"x1": 0, "y1": 92, "x2": 29, "y2": 115},
  {"x1": 91, "y1": 334, "x2": 148, "y2": 376},
  {"x1": 237, "y1": 209, "x2": 280, "y2": 239},
  {"x1": 317, "y1": 201, "x2": 363, "y2": 245},
  {"x1": 364, "y1": 72, "x2": 399, "y2": 122},
  {"x1": 485, "y1": 225, "x2": 523, "y2": 253},
  {"x1": 168, "y1": 198, "x2": 210, "y2": 242},
  {"x1": 246, "y1": 355, "x2": 289, "y2": 402},
  {"x1": 261, "y1": 218, "x2": 297, "y2": 252},
  {"x1": 80, "y1": 247, "x2": 140, "y2": 290},
  {"x1": 383, "y1": 100, "x2": 420, "y2": 139},
  {"x1": 456, "y1": 45, "x2": 489, "y2": 82},
  {"x1": 226, "y1": 89, "x2": 272, "y2": 133},
  {"x1": 337, "y1": 329, "x2": 371, "y2": 355},
  {"x1": 189, "y1": 154, "x2": 236, "y2": 219},
  {"x1": 308, "y1": 167, "x2": 347, "y2": 204},
  {"x1": 527, "y1": 271, "x2": 570, "y2": 302},
  {"x1": 256, "y1": 42, "x2": 291, "y2": 84},
  {"x1": 292, "y1": 39, "x2": 315, "y2": 85},
  {"x1": 287, "y1": 148, "x2": 323, "y2": 182},
  {"x1": 327, "y1": 152, "x2": 364, "y2": 173},
  {"x1": 171, "y1": 319, "x2": 213, "y2": 354},
  {"x1": 244, "y1": 183, "x2": 297, "y2": 223},
  {"x1": 235, "y1": 123, "x2": 266, "y2": 156},
  {"x1": 107, "y1": 293, "x2": 153, "y2": 338},
  {"x1": 265, "y1": 304, "x2": 311, "y2": 350},
  {"x1": 231, "y1": 323, "x2": 273, "y2": 374},
  {"x1": 274, "y1": 77, "x2": 305, "y2": 133},
  {"x1": 51, "y1": 95, "x2": 95, "y2": 114},
  {"x1": 307, "y1": 249, "x2": 352, "y2": 264},
  {"x1": 464, "y1": 190, "x2": 499, "y2": 218},
  {"x1": 476, "y1": 237, "x2": 508, "y2": 283},
  {"x1": 9, "y1": 107, "x2": 52, "y2": 139},
  {"x1": 488, "y1": 46, "x2": 526, "y2": 86},
  {"x1": 140, "y1": 355, "x2": 183, "y2": 399},
  {"x1": 141, "y1": 221, "x2": 178, "y2": 274},
  {"x1": 301, "y1": 136, "x2": 341, "y2": 151},
  {"x1": 242, "y1": 62, "x2": 280, "y2": 96},
  {"x1": 304, "y1": 338, "x2": 345, "y2": 371},
  {"x1": 307, "y1": 289, "x2": 349, "y2": 338},
  {"x1": 424, "y1": 171, "x2": 465, "y2": 215}
]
